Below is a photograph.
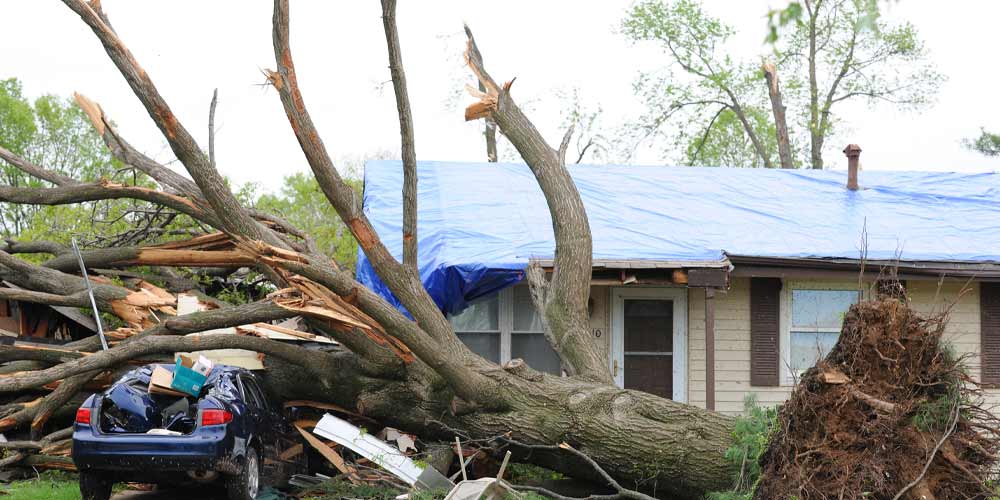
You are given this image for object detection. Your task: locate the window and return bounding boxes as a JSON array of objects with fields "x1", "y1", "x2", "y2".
[
  {"x1": 449, "y1": 286, "x2": 562, "y2": 374},
  {"x1": 510, "y1": 287, "x2": 561, "y2": 375},
  {"x1": 450, "y1": 296, "x2": 500, "y2": 363},
  {"x1": 786, "y1": 287, "x2": 858, "y2": 377}
]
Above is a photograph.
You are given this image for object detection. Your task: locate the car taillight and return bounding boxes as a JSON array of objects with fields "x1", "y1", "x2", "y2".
[
  {"x1": 201, "y1": 409, "x2": 233, "y2": 426},
  {"x1": 75, "y1": 407, "x2": 91, "y2": 425}
]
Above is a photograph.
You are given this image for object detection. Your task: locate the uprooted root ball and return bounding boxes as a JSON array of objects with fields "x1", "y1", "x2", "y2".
[{"x1": 755, "y1": 298, "x2": 1000, "y2": 499}]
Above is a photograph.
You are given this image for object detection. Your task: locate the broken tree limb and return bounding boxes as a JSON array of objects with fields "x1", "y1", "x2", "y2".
[
  {"x1": 0, "y1": 333, "x2": 336, "y2": 393},
  {"x1": 26, "y1": 370, "x2": 99, "y2": 439},
  {"x1": 464, "y1": 26, "x2": 610, "y2": 384},
  {"x1": 762, "y1": 61, "x2": 793, "y2": 169},
  {"x1": 269, "y1": 1, "x2": 502, "y2": 405},
  {"x1": 62, "y1": 1, "x2": 283, "y2": 247}
]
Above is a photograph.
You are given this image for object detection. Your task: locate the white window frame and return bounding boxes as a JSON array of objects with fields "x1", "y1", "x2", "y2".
[
  {"x1": 452, "y1": 287, "x2": 560, "y2": 371},
  {"x1": 780, "y1": 280, "x2": 864, "y2": 386},
  {"x1": 610, "y1": 287, "x2": 687, "y2": 403}
]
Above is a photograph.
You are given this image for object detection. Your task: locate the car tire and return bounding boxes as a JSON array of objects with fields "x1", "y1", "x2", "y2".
[
  {"x1": 227, "y1": 445, "x2": 261, "y2": 500},
  {"x1": 79, "y1": 471, "x2": 113, "y2": 500}
]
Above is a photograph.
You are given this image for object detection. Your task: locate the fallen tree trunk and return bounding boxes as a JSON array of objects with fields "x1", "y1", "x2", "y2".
[{"x1": 262, "y1": 354, "x2": 735, "y2": 497}]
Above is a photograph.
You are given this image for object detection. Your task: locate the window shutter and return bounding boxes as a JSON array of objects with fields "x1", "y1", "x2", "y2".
[
  {"x1": 750, "y1": 278, "x2": 782, "y2": 386},
  {"x1": 981, "y1": 283, "x2": 1000, "y2": 385}
]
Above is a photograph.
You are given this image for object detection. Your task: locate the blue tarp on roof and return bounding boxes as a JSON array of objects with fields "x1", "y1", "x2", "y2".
[{"x1": 356, "y1": 160, "x2": 1000, "y2": 314}]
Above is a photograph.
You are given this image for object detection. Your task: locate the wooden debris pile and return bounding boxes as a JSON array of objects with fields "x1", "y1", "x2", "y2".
[{"x1": 755, "y1": 298, "x2": 1000, "y2": 499}]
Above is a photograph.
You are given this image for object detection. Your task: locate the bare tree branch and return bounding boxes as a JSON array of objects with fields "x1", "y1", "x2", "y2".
[
  {"x1": 0, "y1": 146, "x2": 78, "y2": 186},
  {"x1": 209, "y1": 88, "x2": 218, "y2": 169},
  {"x1": 380, "y1": 0, "x2": 418, "y2": 274}
]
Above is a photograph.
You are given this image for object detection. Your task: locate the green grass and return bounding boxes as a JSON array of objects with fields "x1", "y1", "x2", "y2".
[{"x1": 0, "y1": 471, "x2": 81, "y2": 500}]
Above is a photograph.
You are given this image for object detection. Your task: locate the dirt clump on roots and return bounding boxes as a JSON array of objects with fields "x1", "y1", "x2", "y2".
[{"x1": 754, "y1": 297, "x2": 1000, "y2": 499}]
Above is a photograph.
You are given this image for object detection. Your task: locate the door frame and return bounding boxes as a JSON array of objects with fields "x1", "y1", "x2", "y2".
[{"x1": 610, "y1": 287, "x2": 687, "y2": 403}]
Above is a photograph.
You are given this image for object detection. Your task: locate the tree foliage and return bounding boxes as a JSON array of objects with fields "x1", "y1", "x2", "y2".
[
  {"x1": 0, "y1": 78, "x2": 197, "y2": 248},
  {"x1": 964, "y1": 129, "x2": 1000, "y2": 157},
  {"x1": 622, "y1": 0, "x2": 943, "y2": 169}
]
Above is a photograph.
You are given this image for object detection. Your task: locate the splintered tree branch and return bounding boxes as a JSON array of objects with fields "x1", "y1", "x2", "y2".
[
  {"x1": 762, "y1": 61, "x2": 793, "y2": 169},
  {"x1": 380, "y1": 0, "x2": 418, "y2": 274},
  {"x1": 462, "y1": 26, "x2": 498, "y2": 161},
  {"x1": 74, "y1": 93, "x2": 203, "y2": 199},
  {"x1": 463, "y1": 26, "x2": 611, "y2": 384},
  {"x1": 61, "y1": 0, "x2": 281, "y2": 246}
]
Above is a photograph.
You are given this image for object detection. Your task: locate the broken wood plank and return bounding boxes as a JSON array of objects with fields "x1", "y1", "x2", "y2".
[{"x1": 294, "y1": 424, "x2": 360, "y2": 483}]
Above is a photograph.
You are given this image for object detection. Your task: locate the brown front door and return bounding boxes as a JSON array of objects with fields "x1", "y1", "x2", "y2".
[{"x1": 622, "y1": 299, "x2": 674, "y2": 399}]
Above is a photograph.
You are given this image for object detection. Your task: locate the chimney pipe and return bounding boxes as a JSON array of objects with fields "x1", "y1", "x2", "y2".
[{"x1": 843, "y1": 144, "x2": 861, "y2": 190}]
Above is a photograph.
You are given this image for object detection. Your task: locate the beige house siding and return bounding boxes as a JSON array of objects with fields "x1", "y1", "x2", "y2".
[
  {"x1": 592, "y1": 277, "x2": 997, "y2": 416},
  {"x1": 589, "y1": 286, "x2": 612, "y2": 361},
  {"x1": 684, "y1": 278, "x2": 998, "y2": 415},
  {"x1": 687, "y1": 278, "x2": 792, "y2": 414}
]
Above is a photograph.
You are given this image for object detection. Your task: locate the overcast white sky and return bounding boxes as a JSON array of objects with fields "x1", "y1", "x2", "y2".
[{"x1": 3, "y1": 1, "x2": 998, "y2": 191}]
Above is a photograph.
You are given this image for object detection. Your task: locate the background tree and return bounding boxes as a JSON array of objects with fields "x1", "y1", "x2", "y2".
[
  {"x1": 622, "y1": 0, "x2": 942, "y2": 169},
  {"x1": 964, "y1": 129, "x2": 1000, "y2": 157},
  {"x1": 622, "y1": 0, "x2": 779, "y2": 167},
  {"x1": 0, "y1": 78, "x2": 199, "y2": 248}
]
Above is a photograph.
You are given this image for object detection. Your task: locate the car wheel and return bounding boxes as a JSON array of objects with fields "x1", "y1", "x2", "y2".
[
  {"x1": 227, "y1": 445, "x2": 261, "y2": 500},
  {"x1": 79, "y1": 471, "x2": 113, "y2": 500}
]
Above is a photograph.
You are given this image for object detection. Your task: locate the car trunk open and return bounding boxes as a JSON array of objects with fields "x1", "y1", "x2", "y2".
[{"x1": 97, "y1": 364, "x2": 224, "y2": 436}]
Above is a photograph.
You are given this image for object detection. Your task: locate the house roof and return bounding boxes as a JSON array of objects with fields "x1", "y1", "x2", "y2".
[{"x1": 357, "y1": 160, "x2": 1000, "y2": 313}]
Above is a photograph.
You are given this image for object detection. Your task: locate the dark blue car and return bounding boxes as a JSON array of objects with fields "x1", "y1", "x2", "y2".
[{"x1": 73, "y1": 364, "x2": 305, "y2": 500}]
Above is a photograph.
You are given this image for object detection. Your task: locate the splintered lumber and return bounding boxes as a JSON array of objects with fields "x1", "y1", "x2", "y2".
[
  {"x1": 238, "y1": 323, "x2": 336, "y2": 344},
  {"x1": 294, "y1": 423, "x2": 360, "y2": 483},
  {"x1": 269, "y1": 276, "x2": 415, "y2": 363},
  {"x1": 150, "y1": 231, "x2": 234, "y2": 251},
  {"x1": 131, "y1": 248, "x2": 255, "y2": 268}
]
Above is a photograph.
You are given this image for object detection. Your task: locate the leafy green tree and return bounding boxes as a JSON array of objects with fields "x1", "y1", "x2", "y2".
[
  {"x1": 964, "y1": 129, "x2": 1000, "y2": 157},
  {"x1": 0, "y1": 78, "x2": 196, "y2": 247},
  {"x1": 622, "y1": 0, "x2": 943, "y2": 169},
  {"x1": 622, "y1": 0, "x2": 780, "y2": 167}
]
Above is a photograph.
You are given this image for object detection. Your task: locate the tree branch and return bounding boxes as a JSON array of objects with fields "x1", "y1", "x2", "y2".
[
  {"x1": 268, "y1": 0, "x2": 498, "y2": 405},
  {"x1": 463, "y1": 26, "x2": 611, "y2": 383},
  {"x1": 380, "y1": 0, "x2": 418, "y2": 274},
  {"x1": 209, "y1": 88, "x2": 218, "y2": 169},
  {"x1": 0, "y1": 146, "x2": 78, "y2": 187},
  {"x1": 0, "y1": 182, "x2": 218, "y2": 228}
]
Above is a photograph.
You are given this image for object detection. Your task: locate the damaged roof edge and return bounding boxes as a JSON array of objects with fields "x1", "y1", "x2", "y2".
[
  {"x1": 727, "y1": 254, "x2": 1000, "y2": 280},
  {"x1": 532, "y1": 257, "x2": 733, "y2": 270}
]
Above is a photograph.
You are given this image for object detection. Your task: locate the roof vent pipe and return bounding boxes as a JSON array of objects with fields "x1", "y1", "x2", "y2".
[{"x1": 843, "y1": 144, "x2": 861, "y2": 190}]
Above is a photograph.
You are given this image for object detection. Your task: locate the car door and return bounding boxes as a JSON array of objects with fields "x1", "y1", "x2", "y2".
[{"x1": 240, "y1": 376, "x2": 290, "y2": 480}]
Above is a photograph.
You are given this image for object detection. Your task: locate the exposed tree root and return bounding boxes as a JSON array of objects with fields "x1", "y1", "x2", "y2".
[{"x1": 755, "y1": 298, "x2": 1000, "y2": 499}]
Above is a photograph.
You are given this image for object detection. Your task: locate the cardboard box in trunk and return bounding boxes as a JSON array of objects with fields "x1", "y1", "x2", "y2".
[{"x1": 170, "y1": 354, "x2": 214, "y2": 396}]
